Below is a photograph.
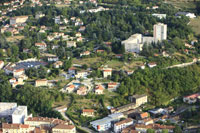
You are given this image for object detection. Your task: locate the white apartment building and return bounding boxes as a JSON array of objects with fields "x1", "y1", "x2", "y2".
[
  {"x1": 153, "y1": 23, "x2": 167, "y2": 41},
  {"x1": 12, "y1": 106, "x2": 28, "y2": 124},
  {"x1": 90, "y1": 113, "x2": 124, "y2": 132},
  {"x1": 122, "y1": 34, "x2": 143, "y2": 53},
  {"x1": 10, "y1": 16, "x2": 29, "y2": 25},
  {"x1": 0, "y1": 103, "x2": 17, "y2": 117},
  {"x1": 113, "y1": 118, "x2": 133, "y2": 133}
]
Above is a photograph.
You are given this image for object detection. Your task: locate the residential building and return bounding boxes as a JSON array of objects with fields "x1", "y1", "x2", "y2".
[
  {"x1": 95, "y1": 85, "x2": 104, "y2": 95},
  {"x1": 183, "y1": 93, "x2": 200, "y2": 104},
  {"x1": 2, "y1": 123, "x2": 32, "y2": 133},
  {"x1": 12, "y1": 106, "x2": 27, "y2": 124},
  {"x1": 113, "y1": 118, "x2": 133, "y2": 133},
  {"x1": 55, "y1": 16, "x2": 61, "y2": 24},
  {"x1": 10, "y1": 16, "x2": 28, "y2": 25},
  {"x1": 129, "y1": 94, "x2": 148, "y2": 106},
  {"x1": 53, "y1": 61, "x2": 63, "y2": 68},
  {"x1": 35, "y1": 79, "x2": 48, "y2": 87},
  {"x1": 0, "y1": 102, "x2": 17, "y2": 117},
  {"x1": 148, "y1": 62, "x2": 157, "y2": 68},
  {"x1": 0, "y1": 61, "x2": 4, "y2": 69},
  {"x1": 77, "y1": 86, "x2": 88, "y2": 95},
  {"x1": 35, "y1": 42, "x2": 47, "y2": 50},
  {"x1": 67, "y1": 41, "x2": 76, "y2": 48},
  {"x1": 103, "y1": 69, "x2": 112, "y2": 78},
  {"x1": 82, "y1": 109, "x2": 95, "y2": 117},
  {"x1": 63, "y1": 84, "x2": 76, "y2": 93},
  {"x1": 24, "y1": 117, "x2": 70, "y2": 127},
  {"x1": 13, "y1": 68, "x2": 25, "y2": 78},
  {"x1": 47, "y1": 56, "x2": 59, "y2": 62},
  {"x1": 75, "y1": 71, "x2": 88, "y2": 79},
  {"x1": 90, "y1": 113, "x2": 124, "y2": 132},
  {"x1": 80, "y1": 51, "x2": 90, "y2": 57},
  {"x1": 68, "y1": 67, "x2": 76, "y2": 74},
  {"x1": 152, "y1": 13, "x2": 166, "y2": 19},
  {"x1": 121, "y1": 126, "x2": 138, "y2": 133},
  {"x1": 107, "y1": 82, "x2": 120, "y2": 91},
  {"x1": 176, "y1": 12, "x2": 196, "y2": 19},
  {"x1": 136, "y1": 112, "x2": 149, "y2": 120},
  {"x1": 135, "y1": 124, "x2": 175, "y2": 133},
  {"x1": 52, "y1": 124, "x2": 76, "y2": 133},
  {"x1": 153, "y1": 23, "x2": 167, "y2": 41},
  {"x1": 138, "y1": 118, "x2": 154, "y2": 125},
  {"x1": 122, "y1": 34, "x2": 143, "y2": 53}
]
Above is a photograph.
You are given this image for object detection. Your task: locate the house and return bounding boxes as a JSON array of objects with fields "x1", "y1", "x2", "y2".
[
  {"x1": 107, "y1": 82, "x2": 119, "y2": 91},
  {"x1": 35, "y1": 12, "x2": 45, "y2": 19},
  {"x1": 95, "y1": 85, "x2": 104, "y2": 95},
  {"x1": 80, "y1": 51, "x2": 90, "y2": 57},
  {"x1": 103, "y1": 69, "x2": 112, "y2": 78},
  {"x1": 140, "y1": 64, "x2": 145, "y2": 69},
  {"x1": 90, "y1": 113, "x2": 124, "y2": 132},
  {"x1": 136, "y1": 112, "x2": 149, "y2": 120},
  {"x1": 47, "y1": 56, "x2": 59, "y2": 62},
  {"x1": 75, "y1": 71, "x2": 88, "y2": 79},
  {"x1": 148, "y1": 62, "x2": 157, "y2": 68},
  {"x1": 113, "y1": 118, "x2": 133, "y2": 133},
  {"x1": 55, "y1": 16, "x2": 61, "y2": 24},
  {"x1": 68, "y1": 67, "x2": 76, "y2": 74},
  {"x1": 126, "y1": 70, "x2": 134, "y2": 75},
  {"x1": 35, "y1": 79, "x2": 48, "y2": 87},
  {"x1": 67, "y1": 41, "x2": 76, "y2": 48},
  {"x1": 9, "y1": 78, "x2": 17, "y2": 84},
  {"x1": 129, "y1": 94, "x2": 148, "y2": 106},
  {"x1": 10, "y1": 16, "x2": 28, "y2": 25},
  {"x1": 24, "y1": 117, "x2": 71, "y2": 128},
  {"x1": 2, "y1": 123, "x2": 32, "y2": 133},
  {"x1": 135, "y1": 124, "x2": 175, "y2": 133},
  {"x1": 183, "y1": 93, "x2": 200, "y2": 104},
  {"x1": 77, "y1": 37, "x2": 83, "y2": 42},
  {"x1": 63, "y1": 85, "x2": 76, "y2": 93},
  {"x1": 77, "y1": 86, "x2": 88, "y2": 95},
  {"x1": 12, "y1": 106, "x2": 28, "y2": 124},
  {"x1": 53, "y1": 61, "x2": 63, "y2": 68},
  {"x1": 13, "y1": 68, "x2": 25, "y2": 78},
  {"x1": 152, "y1": 13, "x2": 166, "y2": 19},
  {"x1": 0, "y1": 61, "x2": 4, "y2": 69},
  {"x1": 122, "y1": 126, "x2": 138, "y2": 133},
  {"x1": 82, "y1": 109, "x2": 95, "y2": 117},
  {"x1": 35, "y1": 42, "x2": 47, "y2": 50},
  {"x1": 75, "y1": 32, "x2": 81, "y2": 37},
  {"x1": 52, "y1": 124, "x2": 76, "y2": 133},
  {"x1": 138, "y1": 118, "x2": 154, "y2": 125},
  {"x1": 176, "y1": 12, "x2": 196, "y2": 19},
  {"x1": 79, "y1": 26, "x2": 86, "y2": 32}
]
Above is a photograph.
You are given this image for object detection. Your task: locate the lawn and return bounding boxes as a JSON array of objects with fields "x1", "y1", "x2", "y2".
[
  {"x1": 189, "y1": 17, "x2": 200, "y2": 35},
  {"x1": 6, "y1": 35, "x2": 24, "y2": 42},
  {"x1": 73, "y1": 57, "x2": 103, "y2": 67},
  {"x1": 105, "y1": 60, "x2": 124, "y2": 70}
]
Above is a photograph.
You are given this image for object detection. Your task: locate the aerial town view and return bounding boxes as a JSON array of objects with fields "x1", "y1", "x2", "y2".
[{"x1": 0, "y1": 0, "x2": 200, "y2": 132}]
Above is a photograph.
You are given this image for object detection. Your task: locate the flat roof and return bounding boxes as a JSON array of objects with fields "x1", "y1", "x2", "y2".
[
  {"x1": 12, "y1": 106, "x2": 27, "y2": 115},
  {"x1": 0, "y1": 102, "x2": 17, "y2": 107}
]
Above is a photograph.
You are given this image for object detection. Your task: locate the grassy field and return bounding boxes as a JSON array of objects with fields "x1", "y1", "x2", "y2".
[
  {"x1": 165, "y1": 0, "x2": 199, "y2": 11},
  {"x1": 6, "y1": 35, "x2": 24, "y2": 42},
  {"x1": 105, "y1": 60, "x2": 124, "y2": 70},
  {"x1": 73, "y1": 57, "x2": 103, "y2": 66},
  {"x1": 189, "y1": 17, "x2": 200, "y2": 35}
]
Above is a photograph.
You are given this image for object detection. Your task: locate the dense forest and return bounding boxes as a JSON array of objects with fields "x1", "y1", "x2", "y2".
[{"x1": 113, "y1": 64, "x2": 200, "y2": 107}]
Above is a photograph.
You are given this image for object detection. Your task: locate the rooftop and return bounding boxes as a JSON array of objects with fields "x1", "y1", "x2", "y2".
[
  {"x1": 83, "y1": 109, "x2": 94, "y2": 113},
  {"x1": 115, "y1": 118, "x2": 133, "y2": 126},
  {"x1": 12, "y1": 106, "x2": 27, "y2": 115},
  {"x1": 53, "y1": 124, "x2": 75, "y2": 130}
]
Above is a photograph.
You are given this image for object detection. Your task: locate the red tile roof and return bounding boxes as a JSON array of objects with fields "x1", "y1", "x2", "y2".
[{"x1": 82, "y1": 109, "x2": 94, "y2": 113}]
